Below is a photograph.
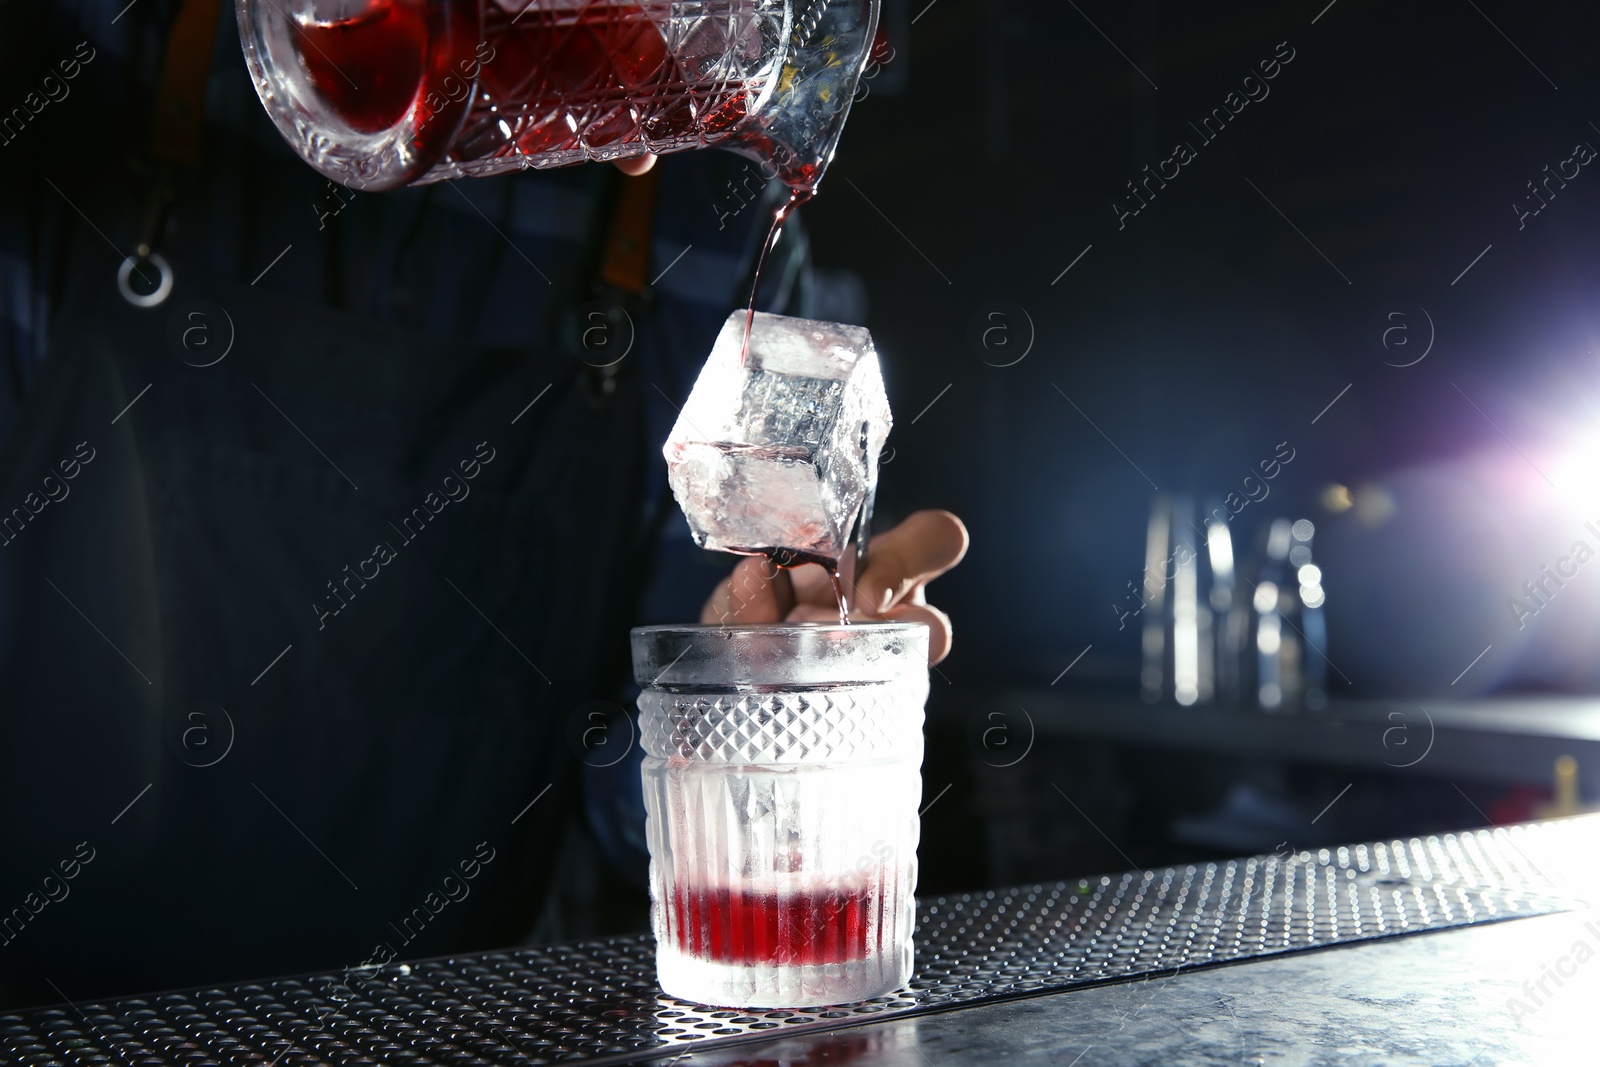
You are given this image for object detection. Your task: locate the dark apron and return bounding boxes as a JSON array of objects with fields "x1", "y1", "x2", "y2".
[{"x1": 0, "y1": 221, "x2": 645, "y2": 1004}]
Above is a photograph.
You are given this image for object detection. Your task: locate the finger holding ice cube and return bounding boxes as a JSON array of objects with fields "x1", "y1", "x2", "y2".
[{"x1": 700, "y1": 509, "x2": 970, "y2": 663}]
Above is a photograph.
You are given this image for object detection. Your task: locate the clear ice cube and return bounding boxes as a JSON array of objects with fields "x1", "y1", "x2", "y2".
[{"x1": 665, "y1": 311, "x2": 892, "y2": 564}]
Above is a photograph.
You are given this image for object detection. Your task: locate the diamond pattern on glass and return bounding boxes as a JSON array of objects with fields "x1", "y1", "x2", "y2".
[
  {"x1": 640, "y1": 685, "x2": 927, "y2": 763},
  {"x1": 443, "y1": 0, "x2": 787, "y2": 177}
]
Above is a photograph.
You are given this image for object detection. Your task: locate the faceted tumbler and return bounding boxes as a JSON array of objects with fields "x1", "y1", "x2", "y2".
[{"x1": 632, "y1": 622, "x2": 927, "y2": 1008}]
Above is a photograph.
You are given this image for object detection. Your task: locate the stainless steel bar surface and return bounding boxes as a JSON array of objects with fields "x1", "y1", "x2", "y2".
[{"x1": 4, "y1": 816, "x2": 1596, "y2": 1066}]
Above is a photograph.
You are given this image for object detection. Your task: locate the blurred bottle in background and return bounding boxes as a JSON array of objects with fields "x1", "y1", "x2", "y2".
[
  {"x1": 1141, "y1": 495, "x2": 1220, "y2": 706},
  {"x1": 1242, "y1": 518, "x2": 1327, "y2": 712},
  {"x1": 1141, "y1": 498, "x2": 1327, "y2": 712}
]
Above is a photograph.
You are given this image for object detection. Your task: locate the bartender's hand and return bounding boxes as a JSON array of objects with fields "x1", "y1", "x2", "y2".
[{"x1": 700, "y1": 510, "x2": 969, "y2": 664}]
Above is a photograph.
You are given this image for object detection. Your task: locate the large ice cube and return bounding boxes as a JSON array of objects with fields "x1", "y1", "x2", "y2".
[{"x1": 665, "y1": 311, "x2": 892, "y2": 563}]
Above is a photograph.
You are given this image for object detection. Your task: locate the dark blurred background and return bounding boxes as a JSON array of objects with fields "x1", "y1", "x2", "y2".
[
  {"x1": 792, "y1": 0, "x2": 1600, "y2": 899},
  {"x1": 8, "y1": 0, "x2": 1600, "y2": 979}
]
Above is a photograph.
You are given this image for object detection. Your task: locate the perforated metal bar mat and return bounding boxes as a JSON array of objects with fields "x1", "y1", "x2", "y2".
[{"x1": 5, "y1": 817, "x2": 1596, "y2": 1066}]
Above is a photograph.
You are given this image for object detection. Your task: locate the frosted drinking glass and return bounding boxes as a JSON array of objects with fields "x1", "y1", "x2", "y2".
[{"x1": 631, "y1": 622, "x2": 927, "y2": 1008}]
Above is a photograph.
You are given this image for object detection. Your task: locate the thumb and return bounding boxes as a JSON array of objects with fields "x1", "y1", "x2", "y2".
[{"x1": 855, "y1": 510, "x2": 970, "y2": 615}]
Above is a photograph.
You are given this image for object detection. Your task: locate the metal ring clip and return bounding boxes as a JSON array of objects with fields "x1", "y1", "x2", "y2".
[{"x1": 118, "y1": 252, "x2": 174, "y2": 308}]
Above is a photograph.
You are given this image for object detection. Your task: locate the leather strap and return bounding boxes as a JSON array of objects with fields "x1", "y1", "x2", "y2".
[
  {"x1": 595, "y1": 165, "x2": 662, "y2": 299},
  {"x1": 149, "y1": 0, "x2": 224, "y2": 167},
  {"x1": 120, "y1": 0, "x2": 222, "y2": 302}
]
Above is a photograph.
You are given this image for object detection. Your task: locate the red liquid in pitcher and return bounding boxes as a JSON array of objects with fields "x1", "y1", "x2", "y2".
[
  {"x1": 294, "y1": 1, "x2": 819, "y2": 333},
  {"x1": 295, "y1": 0, "x2": 431, "y2": 133},
  {"x1": 671, "y1": 881, "x2": 882, "y2": 966},
  {"x1": 294, "y1": 1, "x2": 753, "y2": 164},
  {"x1": 471, "y1": 1, "x2": 750, "y2": 159}
]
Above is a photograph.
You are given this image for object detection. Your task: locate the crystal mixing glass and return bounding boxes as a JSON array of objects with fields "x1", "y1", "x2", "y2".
[
  {"x1": 236, "y1": 0, "x2": 880, "y2": 192},
  {"x1": 633, "y1": 623, "x2": 927, "y2": 1007}
]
